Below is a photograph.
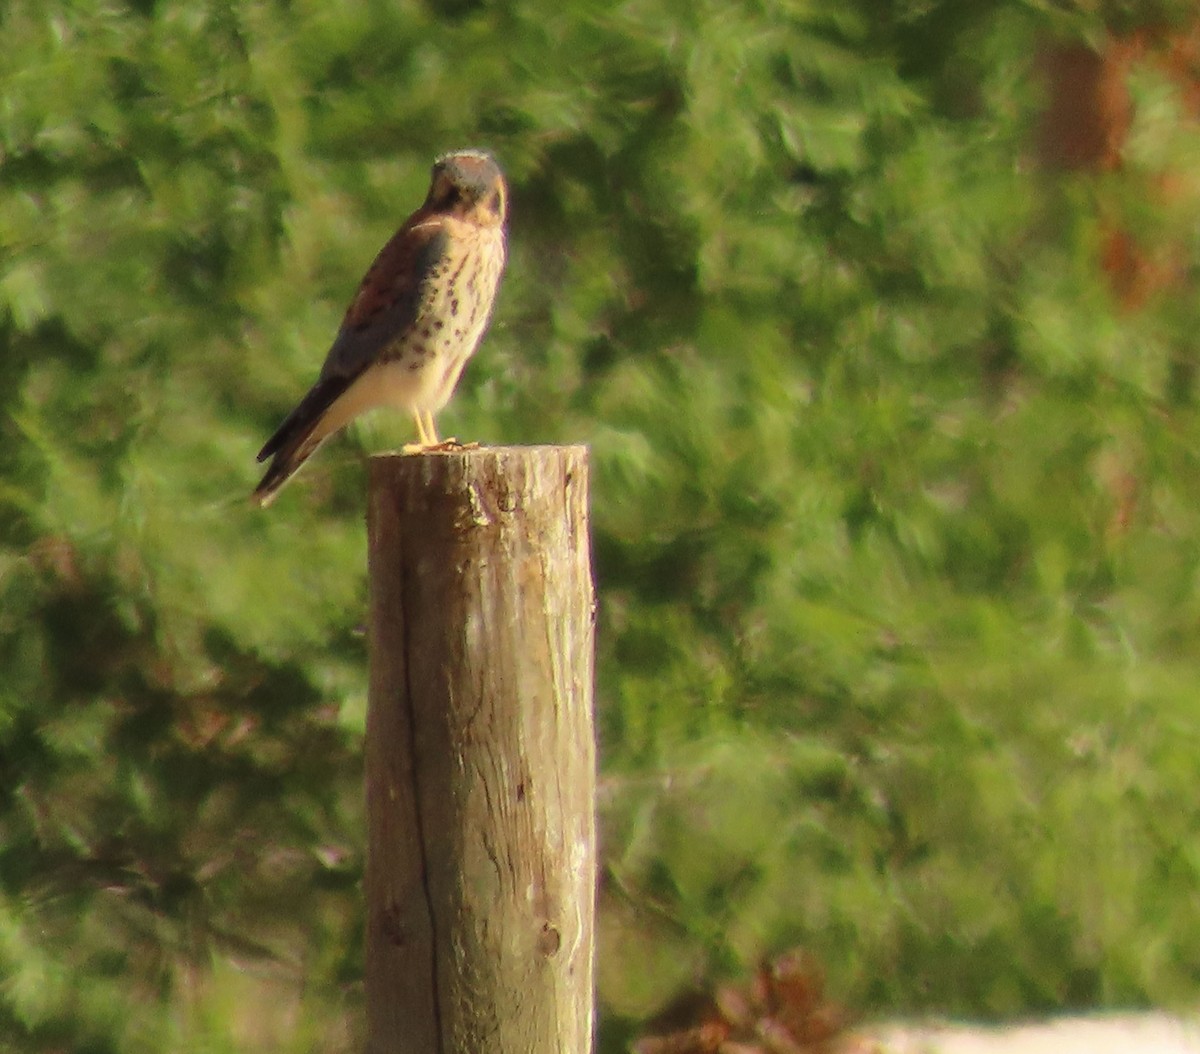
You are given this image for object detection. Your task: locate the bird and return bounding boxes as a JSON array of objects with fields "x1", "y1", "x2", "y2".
[{"x1": 253, "y1": 149, "x2": 508, "y2": 506}]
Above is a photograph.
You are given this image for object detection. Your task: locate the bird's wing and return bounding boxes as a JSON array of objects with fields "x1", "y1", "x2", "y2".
[
  {"x1": 319, "y1": 215, "x2": 450, "y2": 383},
  {"x1": 256, "y1": 217, "x2": 449, "y2": 464}
]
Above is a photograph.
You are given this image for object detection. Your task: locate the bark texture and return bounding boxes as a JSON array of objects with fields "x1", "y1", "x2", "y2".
[{"x1": 366, "y1": 446, "x2": 595, "y2": 1054}]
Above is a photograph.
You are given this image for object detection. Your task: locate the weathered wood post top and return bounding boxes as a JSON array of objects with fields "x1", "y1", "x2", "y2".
[{"x1": 365, "y1": 445, "x2": 596, "y2": 1054}]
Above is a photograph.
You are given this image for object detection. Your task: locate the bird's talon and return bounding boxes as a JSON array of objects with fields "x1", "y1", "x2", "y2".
[{"x1": 402, "y1": 438, "x2": 480, "y2": 455}]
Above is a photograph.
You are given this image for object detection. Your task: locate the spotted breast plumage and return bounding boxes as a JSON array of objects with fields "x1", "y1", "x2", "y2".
[{"x1": 253, "y1": 149, "x2": 508, "y2": 506}]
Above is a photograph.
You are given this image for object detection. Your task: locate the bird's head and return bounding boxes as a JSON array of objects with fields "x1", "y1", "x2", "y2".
[{"x1": 426, "y1": 149, "x2": 507, "y2": 229}]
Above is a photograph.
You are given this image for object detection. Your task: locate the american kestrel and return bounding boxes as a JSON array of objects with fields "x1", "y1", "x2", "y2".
[{"x1": 253, "y1": 149, "x2": 508, "y2": 506}]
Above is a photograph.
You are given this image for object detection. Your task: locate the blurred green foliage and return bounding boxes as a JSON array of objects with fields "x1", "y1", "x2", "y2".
[{"x1": 4, "y1": 0, "x2": 1200, "y2": 1050}]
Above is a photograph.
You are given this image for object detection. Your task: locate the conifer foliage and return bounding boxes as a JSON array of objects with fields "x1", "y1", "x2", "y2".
[{"x1": 3, "y1": 1, "x2": 1200, "y2": 1050}]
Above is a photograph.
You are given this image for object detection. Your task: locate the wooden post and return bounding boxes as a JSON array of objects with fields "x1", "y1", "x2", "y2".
[{"x1": 365, "y1": 446, "x2": 595, "y2": 1054}]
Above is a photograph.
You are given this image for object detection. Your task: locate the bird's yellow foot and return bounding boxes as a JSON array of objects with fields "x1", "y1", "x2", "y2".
[{"x1": 401, "y1": 438, "x2": 480, "y2": 455}]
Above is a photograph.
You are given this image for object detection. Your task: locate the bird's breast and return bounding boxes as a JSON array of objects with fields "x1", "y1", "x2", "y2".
[{"x1": 390, "y1": 226, "x2": 505, "y2": 368}]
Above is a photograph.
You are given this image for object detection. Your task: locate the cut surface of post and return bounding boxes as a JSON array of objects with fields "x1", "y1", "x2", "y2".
[{"x1": 366, "y1": 445, "x2": 595, "y2": 1054}]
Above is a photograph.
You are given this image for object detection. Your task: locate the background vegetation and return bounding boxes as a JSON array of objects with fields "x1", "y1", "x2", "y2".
[{"x1": 4, "y1": 0, "x2": 1200, "y2": 1050}]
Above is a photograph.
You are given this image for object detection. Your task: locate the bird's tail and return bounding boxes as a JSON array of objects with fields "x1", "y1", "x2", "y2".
[
  {"x1": 253, "y1": 376, "x2": 349, "y2": 507},
  {"x1": 252, "y1": 432, "x2": 327, "y2": 507}
]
